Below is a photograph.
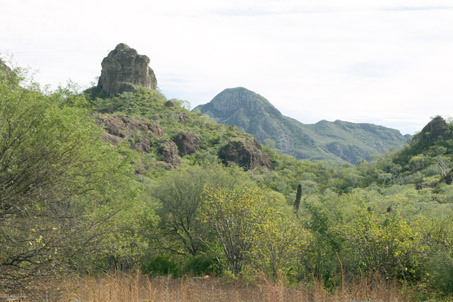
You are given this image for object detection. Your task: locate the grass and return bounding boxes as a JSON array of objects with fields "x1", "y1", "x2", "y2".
[{"x1": 52, "y1": 271, "x2": 410, "y2": 302}]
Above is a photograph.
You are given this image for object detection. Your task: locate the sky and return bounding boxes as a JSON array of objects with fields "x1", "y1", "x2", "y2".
[{"x1": 1, "y1": 0, "x2": 453, "y2": 135}]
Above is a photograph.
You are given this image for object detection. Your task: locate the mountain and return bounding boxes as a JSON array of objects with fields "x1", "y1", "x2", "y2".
[
  {"x1": 394, "y1": 116, "x2": 452, "y2": 173},
  {"x1": 194, "y1": 87, "x2": 409, "y2": 164},
  {"x1": 4, "y1": 44, "x2": 453, "y2": 298}
]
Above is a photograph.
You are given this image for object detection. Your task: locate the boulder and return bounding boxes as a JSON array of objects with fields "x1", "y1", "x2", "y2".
[
  {"x1": 172, "y1": 132, "x2": 200, "y2": 156},
  {"x1": 98, "y1": 43, "x2": 157, "y2": 97},
  {"x1": 158, "y1": 140, "x2": 180, "y2": 168},
  {"x1": 165, "y1": 100, "x2": 175, "y2": 107},
  {"x1": 219, "y1": 138, "x2": 272, "y2": 170},
  {"x1": 178, "y1": 112, "x2": 188, "y2": 123}
]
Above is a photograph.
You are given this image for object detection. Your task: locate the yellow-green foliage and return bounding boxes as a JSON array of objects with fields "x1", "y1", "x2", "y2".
[
  {"x1": 335, "y1": 208, "x2": 426, "y2": 281},
  {"x1": 201, "y1": 187, "x2": 308, "y2": 277}
]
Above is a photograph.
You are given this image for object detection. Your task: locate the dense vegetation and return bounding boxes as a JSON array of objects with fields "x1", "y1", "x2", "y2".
[
  {"x1": 1, "y1": 66, "x2": 452, "y2": 301},
  {"x1": 195, "y1": 87, "x2": 409, "y2": 164}
]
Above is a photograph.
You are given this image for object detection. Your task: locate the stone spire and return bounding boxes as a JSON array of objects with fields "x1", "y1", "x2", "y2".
[{"x1": 97, "y1": 43, "x2": 157, "y2": 97}]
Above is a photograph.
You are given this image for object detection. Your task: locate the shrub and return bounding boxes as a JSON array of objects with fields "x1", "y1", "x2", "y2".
[{"x1": 141, "y1": 255, "x2": 179, "y2": 277}]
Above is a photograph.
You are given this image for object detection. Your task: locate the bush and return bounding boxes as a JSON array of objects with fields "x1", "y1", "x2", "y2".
[
  {"x1": 426, "y1": 250, "x2": 453, "y2": 296},
  {"x1": 183, "y1": 255, "x2": 219, "y2": 276},
  {"x1": 141, "y1": 255, "x2": 179, "y2": 277}
]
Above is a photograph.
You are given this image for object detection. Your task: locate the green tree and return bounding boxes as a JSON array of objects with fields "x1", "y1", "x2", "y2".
[
  {"x1": 0, "y1": 67, "x2": 133, "y2": 293},
  {"x1": 336, "y1": 207, "x2": 425, "y2": 281},
  {"x1": 201, "y1": 187, "x2": 288, "y2": 276},
  {"x1": 150, "y1": 164, "x2": 253, "y2": 257},
  {"x1": 252, "y1": 208, "x2": 310, "y2": 278}
]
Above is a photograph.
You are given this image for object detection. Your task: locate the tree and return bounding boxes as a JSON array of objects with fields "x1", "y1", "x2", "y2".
[
  {"x1": 335, "y1": 207, "x2": 425, "y2": 281},
  {"x1": 150, "y1": 164, "x2": 253, "y2": 257},
  {"x1": 252, "y1": 208, "x2": 310, "y2": 278},
  {"x1": 200, "y1": 187, "x2": 284, "y2": 275},
  {"x1": 0, "y1": 66, "x2": 131, "y2": 293}
]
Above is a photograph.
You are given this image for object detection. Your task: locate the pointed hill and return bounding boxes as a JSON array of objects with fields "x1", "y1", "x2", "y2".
[
  {"x1": 394, "y1": 116, "x2": 452, "y2": 167},
  {"x1": 195, "y1": 87, "x2": 409, "y2": 164}
]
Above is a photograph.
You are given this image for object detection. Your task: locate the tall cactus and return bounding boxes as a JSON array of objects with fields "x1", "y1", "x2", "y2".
[{"x1": 294, "y1": 183, "x2": 302, "y2": 212}]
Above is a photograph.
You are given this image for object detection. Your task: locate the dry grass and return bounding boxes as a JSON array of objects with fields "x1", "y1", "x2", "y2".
[{"x1": 49, "y1": 271, "x2": 411, "y2": 302}]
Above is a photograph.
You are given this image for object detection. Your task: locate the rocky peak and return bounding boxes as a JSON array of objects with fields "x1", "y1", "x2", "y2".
[
  {"x1": 416, "y1": 116, "x2": 450, "y2": 144},
  {"x1": 0, "y1": 59, "x2": 8, "y2": 70},
  {"x1": 421, "y1": 116, "x2": 448, "y2": 136},
  {"x1": 0, "y1": 59, "x2": 12, "y2": 74},
  {"x1": 97, "y1": 43, "x2": 157, "y2": 97},
  {"x1": 195, "y1": 87, "x2": 282, "y2": 119}
]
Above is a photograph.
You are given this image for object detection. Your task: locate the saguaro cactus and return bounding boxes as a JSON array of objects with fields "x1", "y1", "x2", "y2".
[{"x1": 294, "y1": 183, "x2": 302, "y2": 212}]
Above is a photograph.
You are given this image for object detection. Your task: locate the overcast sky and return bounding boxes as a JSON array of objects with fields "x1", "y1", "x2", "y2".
[{"x1": 1, "y1": 0, "x2": 453, "y2": 134}]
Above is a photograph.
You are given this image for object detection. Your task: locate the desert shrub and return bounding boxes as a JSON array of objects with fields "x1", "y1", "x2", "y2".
[
  {"x1": 141, "y1": 255, "x2": 179, "y2": 277},
  {"x1": 183, "y1": 255, "x2": 219, "y2": 276}
]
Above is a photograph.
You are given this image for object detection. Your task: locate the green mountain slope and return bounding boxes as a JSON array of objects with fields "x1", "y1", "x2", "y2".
[
  {"x1": 87, "y1": 88, "x2": 274, "y2": 173},
  {"x1": 195, "y1": 87, "x2": 409, "y2": 164}
]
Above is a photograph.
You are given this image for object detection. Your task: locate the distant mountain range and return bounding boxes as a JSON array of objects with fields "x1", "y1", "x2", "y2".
[{"x1": 194, "y1": 87, "x2": 410, "y2": 164}]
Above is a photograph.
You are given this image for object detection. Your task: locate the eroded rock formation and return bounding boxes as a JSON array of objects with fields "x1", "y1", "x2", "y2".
[
  {"x1": 158, "y1": 140, "x2": 180, "y2": 168},
  {"x1": 172, "y1": 132, "x2": 200, "y2": 156},
  {"x1": 98, "y1": 43, "x2": 157, "y2": 97}
]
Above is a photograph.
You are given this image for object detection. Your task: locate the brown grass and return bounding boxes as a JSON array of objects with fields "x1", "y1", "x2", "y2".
[{"x1": 49, "y1": 271, "x2": 411, "y2": 302}]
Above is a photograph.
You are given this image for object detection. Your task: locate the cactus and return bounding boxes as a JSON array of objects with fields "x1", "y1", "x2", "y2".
[{"x1": 294, "y1": 183, "x2": 302, "y2": 212}]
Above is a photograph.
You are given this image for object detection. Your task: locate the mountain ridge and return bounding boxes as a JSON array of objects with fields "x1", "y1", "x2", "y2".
[{"x1": 195, "y1": 87, "x2": 409, "y2": 164}]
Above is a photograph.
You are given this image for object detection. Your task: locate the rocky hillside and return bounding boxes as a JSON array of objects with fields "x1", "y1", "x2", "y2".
[
  {"x1": 195, "y1": 87, "x2": 409, "y2": 164},
  {"x1": 87, "y1": 44, "x2": 273, "y2": 173},
  {"x1": 394, "y1": 116, "x2": 452, "y2": 173}
]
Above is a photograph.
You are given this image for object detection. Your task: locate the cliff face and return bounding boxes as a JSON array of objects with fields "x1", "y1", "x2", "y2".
[
  {"x1": 195, "y1": 87, "x2": 409, "y2": 165},
  {"x1": 97, "y1": 43, "x2": 157, "y2": 97}
]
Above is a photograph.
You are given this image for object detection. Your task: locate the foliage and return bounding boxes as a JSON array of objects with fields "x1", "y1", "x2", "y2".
[
  {"x1": 195, "y1": 87, "x2": 408, "y2": 164},
  {"x1": 183, "y1": 255, "x2": 219, "y2": 276},
  {"x1": 251, "y1": 208, "x2": 310, "y2": 279},
  {"x1": 141, "y1": 255, "x2": 179, "y2": 277},
  {"x1": 201, "y1": 187, "x2": 307, "y2": 277},
  {"x1": 1, "y1": 61, "x2": 452, "y2": 300},
  {"x1": 335, "y1": 208, "x2": 426, "y2": 282},
  {"x1": 0, "y1": 67, "x2": 137, "y2": 293},
  {"x1": 293, "y1": 183, "x2": 302, "y2": 212},
  {"x1": 200, "y1": 187, "x2": 269, "y2": 275},
  {"x1": 425, "y1": 249, "x2": 453, "y2": 295},
  {"x1": 148, "y1": 164, "x2": 254, "y2": 257}
]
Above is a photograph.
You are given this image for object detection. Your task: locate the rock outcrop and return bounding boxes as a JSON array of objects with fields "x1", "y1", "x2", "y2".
[
  {"x1": 96, "y1": 115, "x2": 163, "y2": 153},
  {"x1": 0, "y1": 59, "x2": 10, "y2": 72},
  {"x1": 96, "y1": 115, "x2": 163, "y2": 138},
  {"x1": 165, "y1": 100, "x2": 175, "y2": 107},
  {"x1": 416, "y1": 116, "x2": 450, "y2": 144},
  {"x1": 158, "y1": 140, "x2": 180, "y2": 168},
  {"x1": 219, "y1": 138, "x2": 272, "y2": 170},
  {"x1": 98, "y1": 43, "x2": 157, "y2": 97},
  {"x1": 172, "y1": 132, "x2": 200, "y2": 156}
]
